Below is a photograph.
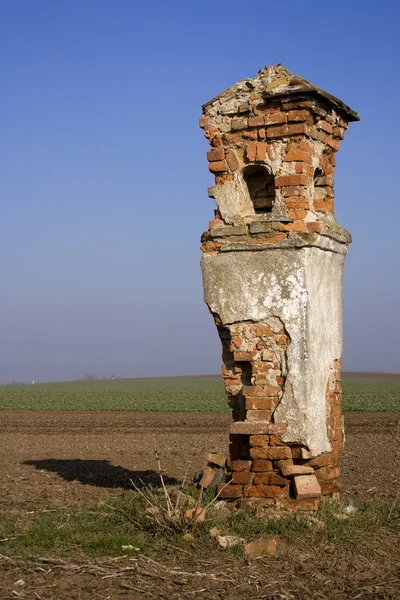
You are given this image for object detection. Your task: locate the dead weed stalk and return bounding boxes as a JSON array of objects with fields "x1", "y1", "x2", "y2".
[{"x1": 130, "y1": 450, "x2": 230, "y2": 533}]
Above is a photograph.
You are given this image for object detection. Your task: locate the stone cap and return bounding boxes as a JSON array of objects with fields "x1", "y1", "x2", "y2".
[{"x1": 202, "y1": 64, "x2": 359, "y2": 123}]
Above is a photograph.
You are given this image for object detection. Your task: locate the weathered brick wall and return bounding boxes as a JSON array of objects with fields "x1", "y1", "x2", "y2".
[
  {"x1": 199, "y1": 65, "x2": 358, "y2": 510},
  {"x1": 200, "y1": 93, "x2": 350, "y2": 253}
]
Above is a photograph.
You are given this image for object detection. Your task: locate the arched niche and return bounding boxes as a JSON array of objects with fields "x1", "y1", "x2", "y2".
[{"x1": 243, "y1": 165, "x2": 275, "y2": 214}]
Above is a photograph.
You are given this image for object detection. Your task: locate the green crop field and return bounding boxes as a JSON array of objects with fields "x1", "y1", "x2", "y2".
[{"x1": 0, "y1": 376, "x2": 399, "y2": 412}]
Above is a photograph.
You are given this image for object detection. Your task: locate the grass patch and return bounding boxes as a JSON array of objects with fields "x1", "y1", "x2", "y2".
[
  {"x1": 0, "y1": 376, "x2": 399, "y2": 412},
  {"x1": 1, "y1": 489, "x2": 398, "y2": 563}
]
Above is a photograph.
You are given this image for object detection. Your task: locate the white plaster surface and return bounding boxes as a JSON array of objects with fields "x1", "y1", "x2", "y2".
[{"x1": 201, "y1": 245, "x2": 347, "y2": 456}]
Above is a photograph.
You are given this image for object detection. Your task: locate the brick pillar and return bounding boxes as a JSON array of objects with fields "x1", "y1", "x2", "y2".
[{"x1": 200, "y1": 64, "x2": 358, "y2": 510}]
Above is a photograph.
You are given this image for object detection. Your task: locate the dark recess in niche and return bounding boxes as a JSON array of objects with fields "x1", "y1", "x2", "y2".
[
  {"x1": 313, "y1": 166, "x2": 326, "y2": 204},
  {"x1": 243, "y1": 165, "x2": 275, "y2": 214}
]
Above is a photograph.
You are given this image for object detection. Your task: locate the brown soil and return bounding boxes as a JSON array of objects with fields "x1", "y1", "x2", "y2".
[
  {"x1": 0, "y1": 411, "x2": 399, "y2": 599},
  {"x1": 0, "y1": 411, "x2": 398, "y2": 508}
]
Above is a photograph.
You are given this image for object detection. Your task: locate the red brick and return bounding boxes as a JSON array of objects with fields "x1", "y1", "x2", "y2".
[
  {"x1": 209, "y1": 160, "x2": 227, "y2": 173},
  {"x1": 253, "y1": 360, "x2": 279, "y2": 372},
  {"x1": 307, "y1": 127, "x2": 326, "y2": 142},
  {"x1": 268, "y1": 435, "x2": 286, "y2": 446},
  {"x1": 333, "y1": 126, "x2": 345, "y2": 139},
  {"x1": 315, "y1": 466, "x2": 340, "y2": 482},
  {"x1": 289, "y1": 139, "x2": 315, "y2": 153},
  {"x1": 330, "y1": 404, "x2": 341, "y2": 417},
  {"x1": 283, "y1": 149, "x2": 313, "y2": 163},
  {"x1": 283, "y1": 197, "x2": 309, "y2": 209},
  {"x1": 250, "y1": 447, "x2": 291, "y2": 460},
  {"x1": 316, "y1": 120, "x2": 333, "y2": 134},
  {"x1": 264, "y1": 112, "x2": 287, "y2": 126},
  {"x1": 208, "y1": 218, "x2": 223, "y2": 230},
  {"x1": 230, "y1": 422, "x2": 287, "y2": 436},
  {"x1": 333, "y1": 416, "x2": 343, "y2": 429},
  {"x1": 281, "y1": 100, "x2": 315, "y2": 111},
  {"x1": 207, "y1": 147, "x2": 225, "y2": 162},
  {"x1": 217, "y1": 484, "x2": 243, "y2": 499},
  {"x1": 291, "y1": 447, "x2": 304, "y2": 459},
  {"x1": 232, "y1": 471, "x2": 255, "y2": 485},
  {"x1": 233, "y1": 350, "x2": 256, "y2": 362},
  {"x1": 248, "y1": 233, "x2": 288, "y2": 245},
  {"x1": 295, "y1": 162, "x2": 314, "y2": 176},
  {"x1": 325, "y1": 137, "x2": 340, "y2": 151},
  {"x1": 201, "y1": 240, "x2": 225, "y2": 254},
  {"x1": 253, "y1": 374, "x2": 278, "y2": 387},
  {"x1": 287, "y1": 109, "x2": 313, "y2": 123},
  {"x1": 273, "y1": 221, "x2": 308, "y2": 233},
  {"x1": 230, "y1": 336, "x2": 242, "y2": 349},
  {"x1": 243, "y1": 484, "x2": 286, "y2": 498},
  {"x1": 253, "y1": 103, "x2": 281, "y2": 115},
  {"x1": 320, "y1": 480, "x2": 341, "y2": 496},
  {"x1": 293, "y1": 474, "x2": 321, "y2": 499},
  {"x1": 250, "y1": 448, "x2": 269, "y2": 460},
  {"x1": 256, "y1": 142, "x2": 267, "y2": 161},
  {"x1": 245, "y1": 397, "x2": 275, "y2": 410},
  {"x1": 281, "y1": 185, "x2": 308, "y2": 198},
  {"x1": 258, "y1": 127, "x2": 266, "y2": 139},
  {"x1": 314, "y1": 199, "x2": 334, "y2": 213},
  {"x1": 210, "y1": 133, "x2": 224, "y2": 147},
  {"x1": 243, "y1": 485, "x2": 262, "y2": 497},
  {"x1": 225, "y1": 151, "x2": 240, "y2": 172},
  {"x1": 246, "y1": 143, "x2": 257, "y2": 161},
  {"x1": 275, "y1": 174, "x2": 308, "y2": 187},
  {"x1": 223, "y1": 377, "x2": 241, "y2": 387},
  {"x1": 287, "y1": 122, "x2": 308, "y2": 136},
  {"x1": 267, "y1": 447, "x2": 292, "y2": 460},
  {"x1": 287, "y1": 209, "x2": 308, "y2": 220},
  {"x1": 266, "y1": 124, "x2": 288, "y2": 138},
  {"x1": 326, "y1": 417, "x2": 335, "y2": 428},
  {"x1": 256, "y1": 325, "x2": 274, "y2": 337},
  {"x1": 215, "y1": 173, "x2": 234, "y2": 185},
  {"x1": 254, "y1": 472, "x2": 290, "y2": 486},
  {"x1": 276, "y1": 459, "x2": 294, "y2": 469},
  {"x1": 306, "y1": 221, "x2": 323, "y2": 233},
  {"x1": 242, "y1": 385, "x2": 281, "y2": 397},
  {"x1": 204, "y1": 125, "x2": 221, "y2": 139},
  {"x1": 248, "y1": 115, "x2": 264, "y2": 127},
  {"x1": 280, "y1": 465, "x2": 314, "y2": 477},
  {"x1": 231, "y1": 459, "x2": 252, "y2": 472},
  {"x1": 251, "y1": 459, "x2": 274, "y2": 472},
  {"x1": 334, "y1": 369, "x2": 341, "y2": 381},
  {"x1": 249, "y1": 435, "x2": 270, "y2": 447},
  {"x1": 246, "y1": 409, "x2": 272, "y2": 422},
  {"x1": 330, "y1": 439, "x2": 344, "y2": 453},
  {"x1": 258, "y1": 484, "x2": 287, "y2": 498},
  {"x1": 223, "y1": 131, "x2": 256, "y2": 146}
]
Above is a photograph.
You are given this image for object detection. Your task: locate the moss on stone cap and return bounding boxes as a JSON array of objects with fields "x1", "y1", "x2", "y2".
[{"x1": 203, "y1": 63, "x2": 359, "y2": 122}]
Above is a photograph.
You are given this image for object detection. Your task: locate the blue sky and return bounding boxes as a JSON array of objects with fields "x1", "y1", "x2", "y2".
[{"x1": 0, "y1": 0, "x2": 399, "y2": 382}]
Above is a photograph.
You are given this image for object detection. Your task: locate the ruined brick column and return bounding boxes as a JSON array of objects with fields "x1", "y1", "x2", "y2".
[{"x1": 200, "y1": 64, "x2": 359, "y2": 510}]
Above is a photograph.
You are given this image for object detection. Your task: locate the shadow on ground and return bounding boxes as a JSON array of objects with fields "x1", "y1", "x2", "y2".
[{"x1": 23, "y1": 459, "x2": 180, "y2": 489}]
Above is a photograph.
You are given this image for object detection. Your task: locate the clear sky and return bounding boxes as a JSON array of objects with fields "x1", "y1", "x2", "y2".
[{"x1": 0, "y1": 0, "x2": 399, "y2": 383}]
